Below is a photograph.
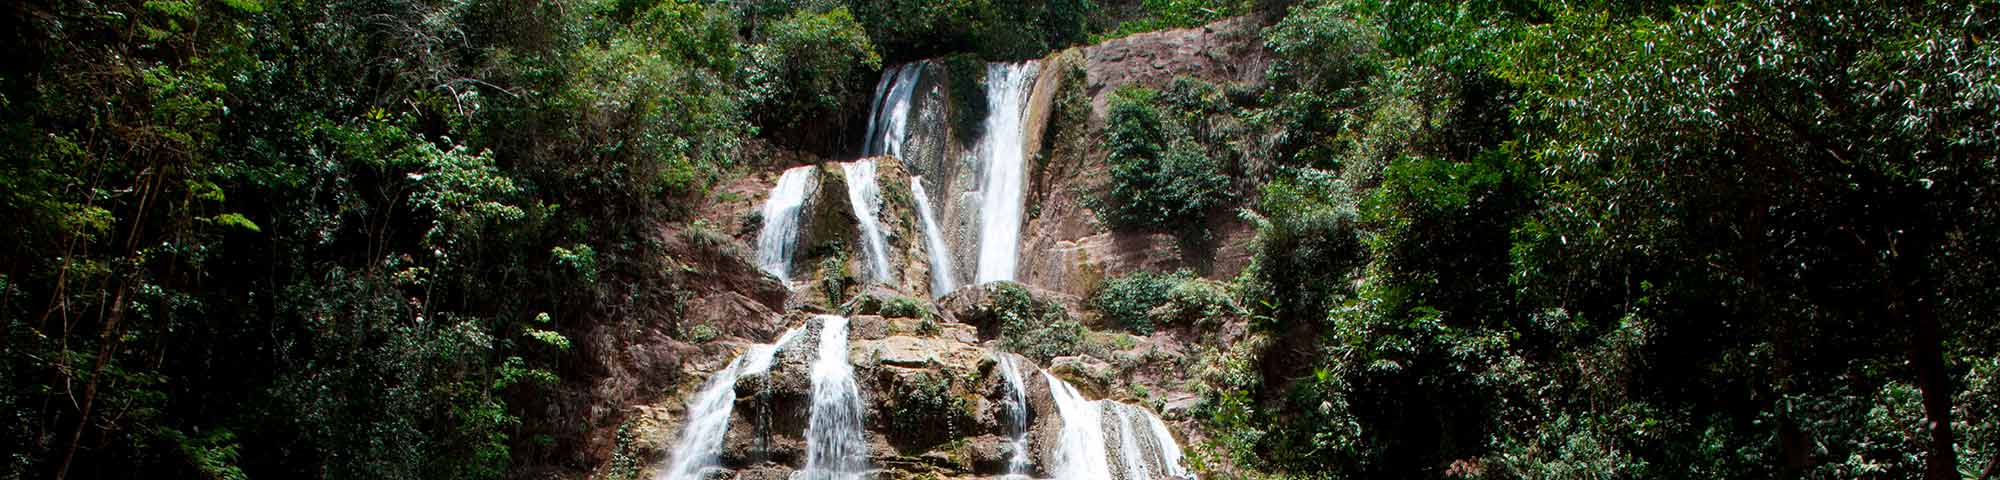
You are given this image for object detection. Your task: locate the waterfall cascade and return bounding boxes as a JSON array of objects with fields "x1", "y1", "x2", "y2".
[
  {"x1": 803, "y1": 315, "x2": 868, "y2": 480},
  {"x1": 973, "y1": 61, "x2": 1041, "y2": 284},
  {"x1": 755, "y1": 166, "x2": 817, "y2": 285},
  {"x1": 1142, "y1": 406, "x2": 1195, "y2": 479},
  {"x1": 997, "y1": 356, "x2": 1032, "y2": 478},
  {"x1": 658, "y1": 328, "x2": 802, "y2": 480},
  {"x1": 911, "y1": 176, "x2": 958, "y2": 298},
  {"x1": 839, "y1": 160, "x2": 893, "y2": 283},
  {"x1": 1042, "y1": 371, "x2": 1113, "y2": 479},
  {"x1": 863, "y1": 62, "x2": 926, "y2": 158}
]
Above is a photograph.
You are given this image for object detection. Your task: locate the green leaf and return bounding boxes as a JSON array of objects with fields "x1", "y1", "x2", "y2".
[
  {"x1": 216, "y1": 0, "x2": 263, "y2": 14},
  {"x1": 207, "y1": 213, "x2": 260, "y2": 232}
]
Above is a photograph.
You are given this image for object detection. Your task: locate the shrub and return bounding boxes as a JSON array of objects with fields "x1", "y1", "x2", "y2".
[
  {"x1": 1097, "y1": 85, "x2": 1232, "y2": 235},
  {"x1": 1092, "y1": 270, "x2": 1239, "y2": 334},
  {"x1": 983, "y1": 283, "x2": 1088, "y2": 361},
  {"x1": 1092, "y1": 271, "x2": 1184, "y2": 334},
  {"x1": 879, "y1": 295, "x2": 927, "y2": 318},
  {"x1": 743, "y1": 7, "x2": 881, "y2": 128}
]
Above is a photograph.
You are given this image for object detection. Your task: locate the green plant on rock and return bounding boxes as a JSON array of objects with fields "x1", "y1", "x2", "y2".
[
  {"x1": 878, "y1": 295, "x2": 928, "y2": 319},
  {"x1": 889, "y1": 373, "x2": 970, "y2": 449},
  {"x1": 1096, "y1": 84, "x2": 1234, "y2": 238},
  {"x1": 819, "y1": 249, "x2": 854, "y2": 307},
  {"x1": 984, "y1": 283, "x2": 1089, "y2": 361}
]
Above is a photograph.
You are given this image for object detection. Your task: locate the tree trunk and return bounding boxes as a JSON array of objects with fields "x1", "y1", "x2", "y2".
[
  {"x1": 52, "y1": 277, "x2": 130, "y2": 480},
  {"x1": 1885, "y1": 203, "x2": 1958, "y2": 479},
  {"x1": 1902, "y1": 280, "x2": 1959, "y2": 480}
]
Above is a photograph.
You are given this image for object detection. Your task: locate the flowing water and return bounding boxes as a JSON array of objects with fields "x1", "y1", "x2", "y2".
[
  {"x1": 657, "y1": 328, "x2": 802, "y2": 480},
  {"x1": 755, "y1": 166, "x2": 817, "y2": 285},
  {"x1": 973, "y1": 61, "x2": 1041, "y2": 284},
  {"x1": 1141, "y1": 407, "x2": 1195, "y2": 479},
  {"x1": 1042, "y1": 371, "x2": 1112, "y2": 479},
  {"x1": 803, "y1": 315, "x2": 868, "y2": 480},
  {"x1": 911, "y1": 176, "x2": 958, "y2": 298},
  {"x1": 1112, "y1": 404, "x2": 1156, "y2": 480},
  {"x1": 863, "y1": 62, "x2": 926, "y2": 158},
  {"x1": 840, "y1": 160, "x2": 893, "y2": 284},
  {"x1": 997, "y1": 356, "x2": 1032, "y2": 478}
]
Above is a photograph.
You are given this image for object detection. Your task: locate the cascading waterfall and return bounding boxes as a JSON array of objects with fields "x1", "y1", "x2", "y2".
[
  {"x1": 997, "y1": 356, "x2": 1032, "y2": 478},
  {"x1": 1142, "y1": 407, "x2": 1194, "y2": 479},
  {"x1": 1112, "y1": 404, "x2": 1154, "y2": 480},
  {"x1": 911, "y1": 176, "x2": 958, "y2": 298},
  {"x1": 839, "y1": 160, "x2": 893, "y2": 284},
  {"x1": 863, "y1": 62, "x2": 926, "y2": 158},
  {"x1": 803, "y1": 315, "x2": 868, "y2": 480},
  {"x1": 973, "y1": 61, "x2": 1042, "y2": 284},
  {"x1": 657, "y1": 328, "x2": 803, "y2": 480},
  {"x1": 1041, "y1": 371, "x2": 1112, "y2": 479},
  {"x1": 755, "y1": 166, "x2": 817, "y2": 285}
]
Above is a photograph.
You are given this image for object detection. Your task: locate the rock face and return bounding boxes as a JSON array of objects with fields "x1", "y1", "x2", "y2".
[{"x1": 1018, "y1": 17, "x2": 1267, "y2": 300}]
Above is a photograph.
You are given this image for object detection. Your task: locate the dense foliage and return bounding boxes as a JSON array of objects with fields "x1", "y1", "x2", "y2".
[
  {"x1": 1097, "y1": 82, "x2": 1238, "y2": 236},
  {"x1": 1193, "y1": 1, "x2": 2000, "y2": 479}
]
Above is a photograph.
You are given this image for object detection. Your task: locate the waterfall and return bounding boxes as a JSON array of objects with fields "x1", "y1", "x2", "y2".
[
  {"x1": 657, "y1": 328, "x2": 803, "y2": 480},
  {"x1": 803, "y1": 315, "x2": 868, "y2": 479},
  {"x1": 997, "y1": 356, "x2": 1032, "y2": 478},
  {"x1": 755, "y1": 166, "x2": 817, "y2": 285},
  {"x1": 839, "y1": 160, "x2": 893, "y2": 284},
  {"x1": 1141, "y1": 407, "x2": 1194, "y2": 479},
  {"x1": 1111, "y1": 403, "x2": 1157, "y2": 480},
  {"x1": 973, "y1": 61, "x2": 1041, "y2": 284},
  {"x1": 911, "y1": 176, "x2": 958, "y2": 298},
  {"x1": 863, "y1": 62, "x2": 926, "y2": 158},
  {"x1": 1041, "y1": 371, "x2": 1112, "y2": 479}
]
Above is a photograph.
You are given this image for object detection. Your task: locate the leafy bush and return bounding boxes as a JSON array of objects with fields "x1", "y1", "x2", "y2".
[
  {"x1": 743, "y1": 7, "x2": 881, "y2": 128},
  {"x1": 879, "y1": 295, "x2": 928, "y2": 318},
  {"x1": 1102, "y1": 0, "x2": 1247, "y2": 40},
  {"x1": 980, "y1": 283, "x2": 1088, "y2": 361},
  {"x1": 887, "y1": 372, "x2": 972, "y2": 449},
  {"x1": 1092, "y1": 271, "x2": 1184, "y2": 334},
  {"x1": 1093, "y1": 270, "x2": 1241, "y2": 334},
  {"x1": 1097, "y1": 85, "x2": 1232, "y2": 234}
]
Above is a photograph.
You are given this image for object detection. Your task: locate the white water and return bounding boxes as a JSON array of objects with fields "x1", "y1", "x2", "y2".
[
  {"x1": 1141, "y1": 407, "x2": 1195, "y2": 479},
  {"x1": 840, "y1": 160, "x2": 893, "y2": 284},
  {"x1": 910, "y1": 176, "x2": 958, "y2": 298},
  {"x1": 863, "y1": 62, "x2": 926, "y2": 158},
  {"x1": 973, "y1": 61, "x2": 1041, "y2": 284},
  {"x1": 657, "y1": 328, "x2": 803, "y2": 480},
  {"x1": 803, "y1": 315, "x2": 868, "y2": 480},
  {"x1": 997, "y1": 356, "x2": 1032, "y2": 478},
  {"x1": 1112, "y1": 404, "x2": 1155, "y2": 480},
  {"x1": 755, "y1": 166, "x2": 817, "y2": 285},
  {"x1": 1042, "y1": 371, "x2": 1112, "y2": 479}
]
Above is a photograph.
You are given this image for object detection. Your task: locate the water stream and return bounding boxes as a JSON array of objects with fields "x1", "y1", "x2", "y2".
[
  {"x1": 839, "y1": 160, "x2": 892, "y2": 284},
  {"x1": 802, "y1": 315, "x2": 868, "y2": 480},
  {"x1": 657, "y1": 328, "x2": 802, "y2": 480},
  {"x1": 911, "y1": 176, "x2": 958, "y2": 298},
  {"x1": 973, "y1": 61, "x2": 1041, "y2": 284},
  {"x1": 755, "y1": 166, "x2": 817, "y2": 285},
  {"x1": 863, "y1": 62, "x2": 926, "y2": 158},
  {"x1": 997, "y1": 356, "x2": 1032, "y2": 478},
  {"x1": 1042, "y1": 370, "x2": 1112, "y2": 479}
]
